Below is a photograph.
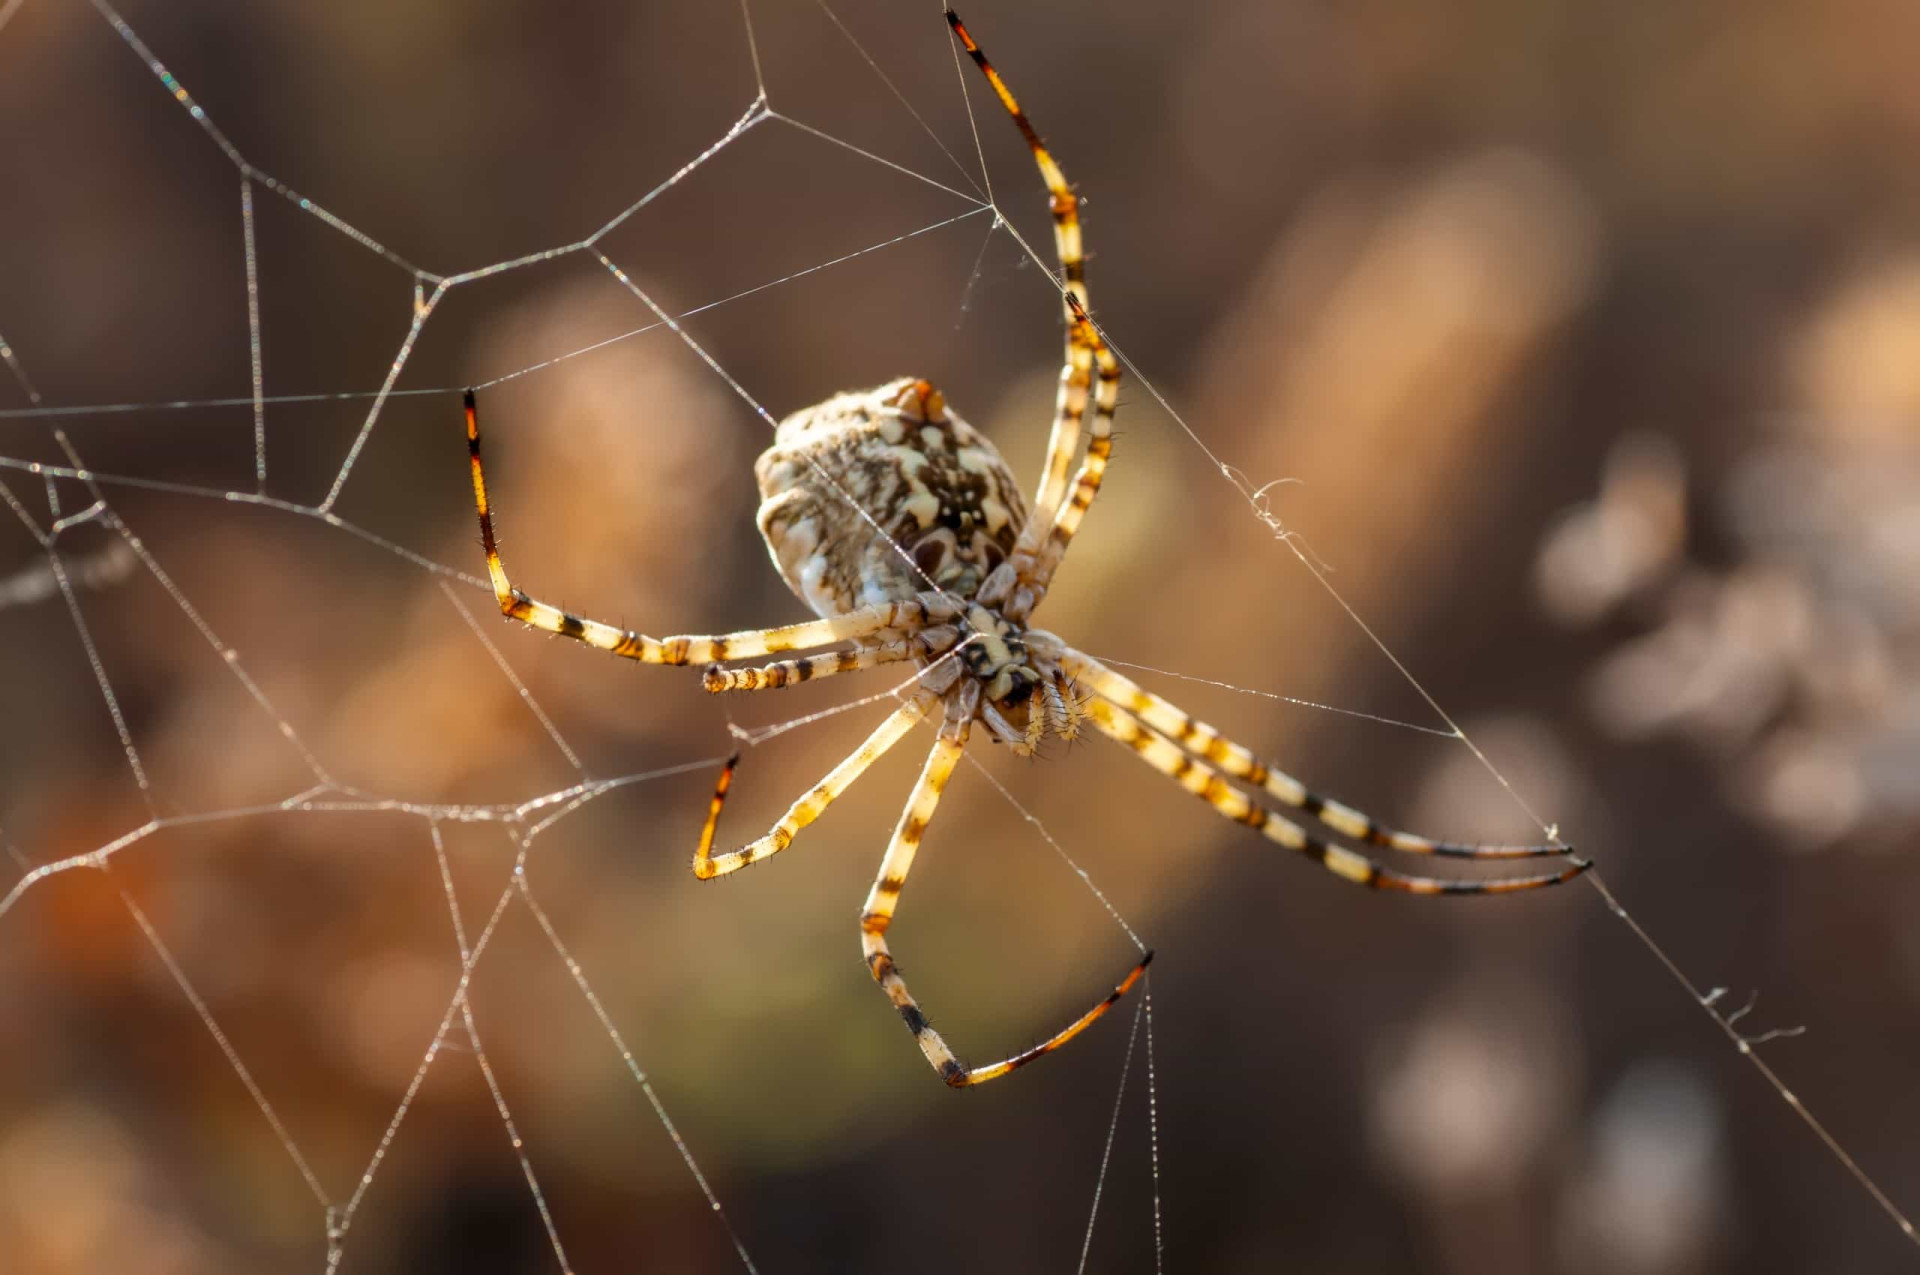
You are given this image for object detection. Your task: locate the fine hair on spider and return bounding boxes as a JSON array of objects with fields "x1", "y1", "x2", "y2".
[{"x1": 459, "y1": 7, "x2": 1591, "y2": 1088}]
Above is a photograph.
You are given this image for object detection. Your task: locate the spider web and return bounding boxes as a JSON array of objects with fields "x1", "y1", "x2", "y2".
[{"x1": 2, "y1": 0, "x2": 1917, "y2": 1271}]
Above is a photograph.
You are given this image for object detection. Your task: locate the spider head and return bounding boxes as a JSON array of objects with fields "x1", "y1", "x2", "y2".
[
  {"x1": 957, "y1": 606, "x2": 1080, "y2": 753},
  {"x1": 967, "y1": 644, "x2": 1041, "y2": 704}
]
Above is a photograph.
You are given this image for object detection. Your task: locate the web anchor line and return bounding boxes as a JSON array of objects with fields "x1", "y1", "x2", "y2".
[
  {"x1": 1078, "y1": 997, "x2": 1145, "y2": 1275},
  {"x1": 1282, "y1": 534, "x2": 1916, "y2": 1248}
]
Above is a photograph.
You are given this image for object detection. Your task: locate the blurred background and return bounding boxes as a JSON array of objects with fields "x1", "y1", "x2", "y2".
[{"x1": 1, "y1": 0, "x2": 1917, "y2": 1271}]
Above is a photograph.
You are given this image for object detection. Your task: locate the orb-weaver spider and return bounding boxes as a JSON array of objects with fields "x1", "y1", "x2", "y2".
[{"x1": 461, "y1": 9, "x2": 1589, "y2": 1087}]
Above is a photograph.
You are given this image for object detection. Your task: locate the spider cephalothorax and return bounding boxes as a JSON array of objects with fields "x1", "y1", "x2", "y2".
[
  {"x1": 460, "y1": 8, "x2": 1588, "y2": 1089},
  {"x1": 754, "y1": 376, "x2": 1083, "y2": 751}
]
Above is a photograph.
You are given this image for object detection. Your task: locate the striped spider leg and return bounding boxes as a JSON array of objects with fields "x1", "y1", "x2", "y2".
[
  {"x1": 1049, "y1": 643, "x2": 1592, "y2": 893},
  {"x1": 697, "y1": 679, "x2": 1151, "y2": 1087},
  {"x1": 464, "y1": 389, "x2": 961, "y2": 665},
  {"x1": 946, "y1": 10, "x2": 1123, "y2": 624},
  {"x1": 858, "y1": 683, "x2": 1148, "y2": 1087},
  {"x1": 690, "y1": 690, "x2": 937, "y2": 880},
  {"x1": 944, "y1": 8, "x2": 1587, "y2": 893}
]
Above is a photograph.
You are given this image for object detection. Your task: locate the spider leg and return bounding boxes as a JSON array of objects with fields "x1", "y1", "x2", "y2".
[
  {"x1": 702, "y1": 629, "x2": 957, "y2": 693},
  {"x1": 947, "y1": 11, "x2": 1121, "y2": 605},
  {"x1": 860, "y1": 708, "x2": 1151, "y2": 1087},
  {"x1": 1063, "y1": 649, "x2": 1573, "y2": 860},
  {"x1": 692, "y1": 692, "x2": 935, "y2": 879},
  {"x1": 1025, "y1": 294, "x2": 1121, "y2": 601},
  {"x1": 464, "y1": 390, "x2": 953, "y2": 662},
  {"x1": 1083, "y1": 696, "x2": 1590, "y2": 894}
]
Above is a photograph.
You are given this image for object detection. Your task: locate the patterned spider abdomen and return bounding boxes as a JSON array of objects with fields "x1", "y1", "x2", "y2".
[{"x1": 755, "y1": 377, "x2": 1028, "y2": 618}]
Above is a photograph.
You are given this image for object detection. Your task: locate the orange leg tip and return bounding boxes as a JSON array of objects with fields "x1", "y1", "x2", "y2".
[
  {"x1": 1115, "y1": 952, "x2": 1151, "y2": 995},
  {"x1": 462, "y1": 388, "x2": 476, "y2": 409}
]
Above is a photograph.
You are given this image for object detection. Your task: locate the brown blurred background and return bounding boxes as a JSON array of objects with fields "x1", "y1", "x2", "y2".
[{"x1": 2, "y1": 0, "x2": 1918, "y2": 1271}]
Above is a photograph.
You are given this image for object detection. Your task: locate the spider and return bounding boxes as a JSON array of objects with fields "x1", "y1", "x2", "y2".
[{"x1": 460, "y1": 9, "x2": 1591, "y2": 1088}]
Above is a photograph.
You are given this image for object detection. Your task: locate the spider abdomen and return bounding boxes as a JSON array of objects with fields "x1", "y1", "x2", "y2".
[{"x1": 755, "y1": 377, "x2": 1028, "y2": 618}]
